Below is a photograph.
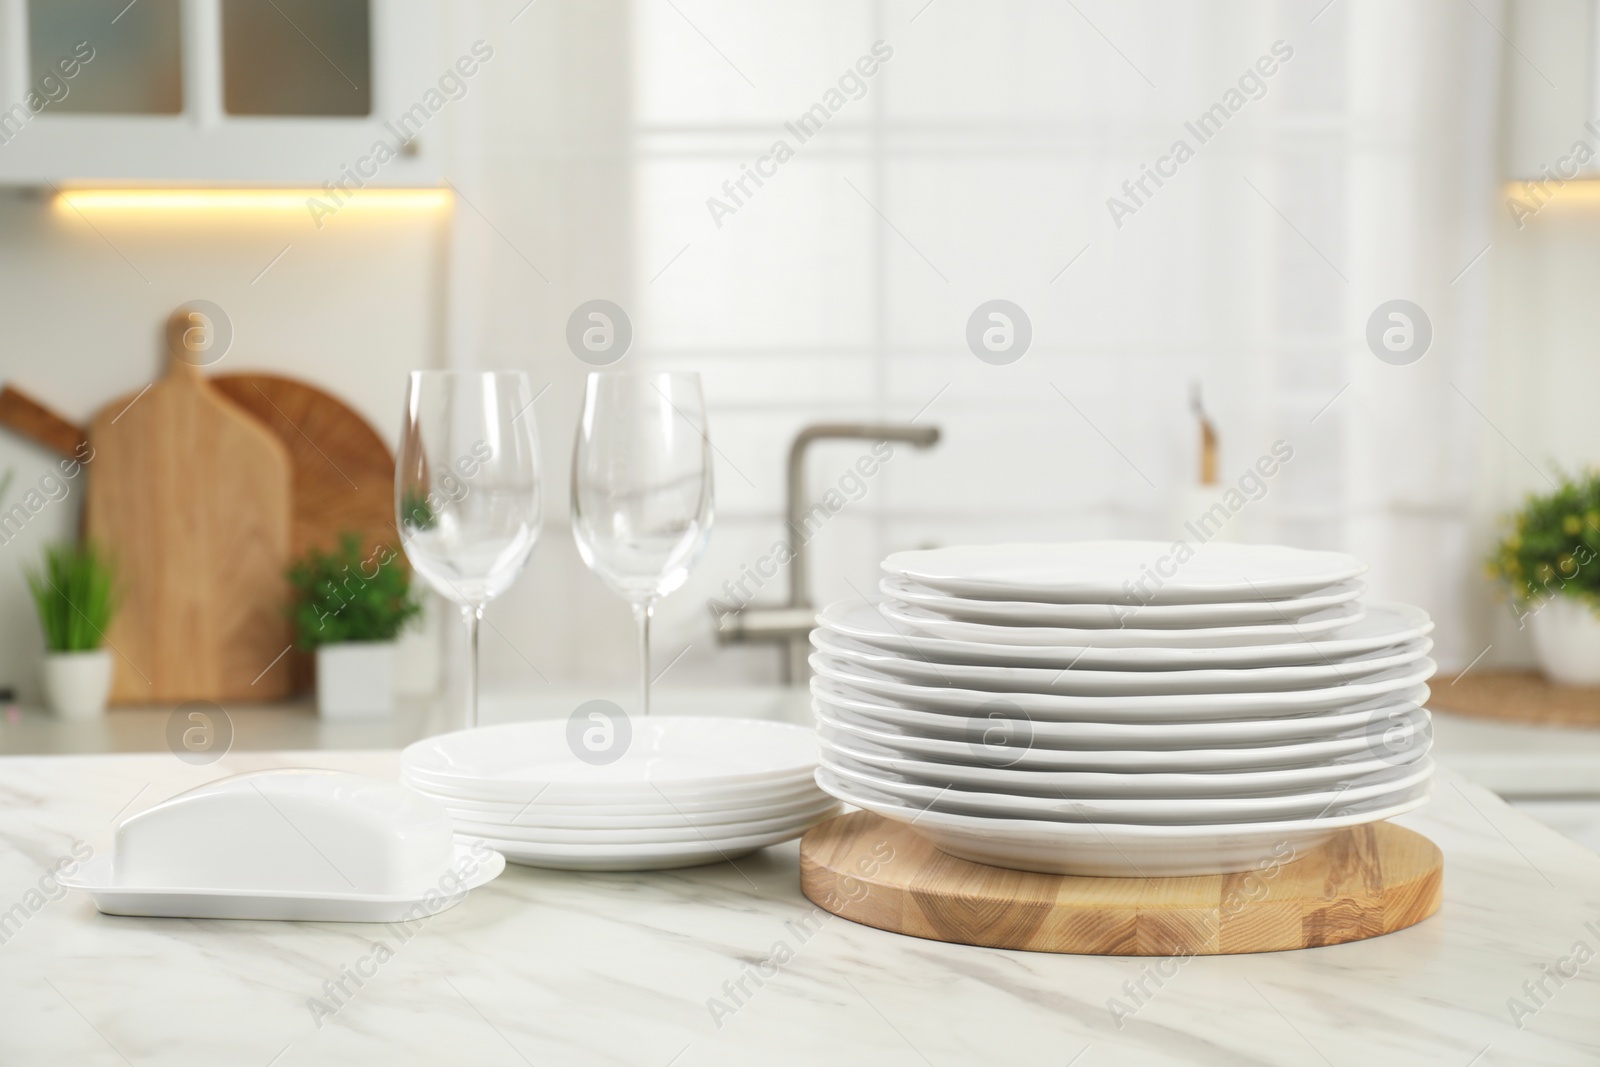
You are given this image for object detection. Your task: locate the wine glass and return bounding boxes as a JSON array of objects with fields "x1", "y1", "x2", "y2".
[
  {"x1": 397, "y1": 371, "x2": 542, "y2": 731},
  {"x1": 571, "y1": 372, "x2": 714, "y2": 716}
]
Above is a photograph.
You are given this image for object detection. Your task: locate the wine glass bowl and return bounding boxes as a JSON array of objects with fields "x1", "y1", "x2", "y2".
[{"x1": 398, "y1": 469, "x2": 540, "y2": 607}]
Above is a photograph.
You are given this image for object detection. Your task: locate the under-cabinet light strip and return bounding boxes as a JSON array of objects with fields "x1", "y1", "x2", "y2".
[{"x1": 52, "y1": 188, "x2": 452, "y2": 213}]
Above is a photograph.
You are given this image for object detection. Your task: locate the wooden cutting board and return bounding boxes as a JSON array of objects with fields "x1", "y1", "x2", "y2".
[
  {"x1": 86, "y1": 349, "x2": 294, "y2": 703},
  {"x1": 800, "y1": 811, "x2": 1442, "y2": 955}
]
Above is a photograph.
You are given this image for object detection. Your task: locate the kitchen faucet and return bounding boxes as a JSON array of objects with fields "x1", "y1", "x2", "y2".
[{"x1": 715, "y1": 422, "x2": 941, "y2": 682}]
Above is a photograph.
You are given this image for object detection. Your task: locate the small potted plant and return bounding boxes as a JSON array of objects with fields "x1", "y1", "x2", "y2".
[
  {"x1": 26, "y1": 542, "x2": 117, "y2": 719},
  {"x1": 288, "y1": 533, "x2": 421, "y2": 718},
  {"x1": 1486, "y1": 468, "x2": 1600, "y2": 686}
]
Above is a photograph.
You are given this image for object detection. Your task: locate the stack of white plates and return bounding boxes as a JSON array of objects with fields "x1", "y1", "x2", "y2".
[
  {"x1": 401, "y1": 717, "x2": 839, "y2": 871},
  {"x1": 810, "y1": 541, "x2": 1438, "y2": 877}
]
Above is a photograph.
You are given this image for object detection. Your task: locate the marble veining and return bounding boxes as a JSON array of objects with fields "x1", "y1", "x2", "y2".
[{"x1": 0, "y1": 750, "x2": 1596, "y2": 1066}]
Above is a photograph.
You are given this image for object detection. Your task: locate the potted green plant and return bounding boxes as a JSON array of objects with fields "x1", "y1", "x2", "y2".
[
  {"x1": 288, "y1": 533, "x2": 421, "y2": 718},
  {"x1": 26, "y1": 542, "x2": 117, "y2": 718},
  {"x1": 1486, "y1": 468, "x2": 1600, "y2": 685}
]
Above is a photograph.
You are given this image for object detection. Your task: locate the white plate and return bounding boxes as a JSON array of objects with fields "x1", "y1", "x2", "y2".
[
  {"x1": 879, "y1": 599, "x2": 1365, "y2": 649},
  {"x1": 818, "y1": 600, "x2": 1434, "y2": 670},
  {"x1": 456, "y1": 820, "x2": 826, "y2": 872},
  {"x1": 415, "y1": 785, "x2": 833, "y2": 827},
  {"x1": 811, "y1": 654, "x2": 1437, "y2": 723},
  {"x1": 58, "y1": 843, "x2": 504, "y2": 923},
  {"x1": 447, "y1": 799, "x2": 842, "y2": 845},
  {"x1": 812, "y1": 628, "x2": 1432, "y2": 696},
  {"x1": 882, "y1": 576, "x2": 1366, "y2": 628},
  {"x1": 883, "y1": 541, "x2": 1366, "y2": 605},
  {"x1": 819, "y1": 728, "x2": 1428, "y2": 798},
  {"x1": 401, "y1": 716, "x2": 819, "y2": 799},
  {"x1": 814, "y1": 696, "x2": 1433, "y2": 768},
  {"x1": 401, "y1": 765, "x2": 818, "y2": 806},
  {"x1": 818, "y1": 768, "x2": 1431, "y2": 876},
  {"x1": 820, "y1": 752, "x2": 1433, "y2": 824}
]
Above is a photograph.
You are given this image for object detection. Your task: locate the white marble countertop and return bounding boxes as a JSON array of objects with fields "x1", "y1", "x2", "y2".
[
  {"x1": 2, "y1": 748, "x2": 1599, "y2": 1066},
  {"x1": 8, "y1": 687, "x2": 1600, "y2": 803},
  {"x1": 1430, "y1": 711, "x2": 1600, "y2": 797},
  {"x1": 0, "y1": 687, "x2": 818, "y2": 756}
]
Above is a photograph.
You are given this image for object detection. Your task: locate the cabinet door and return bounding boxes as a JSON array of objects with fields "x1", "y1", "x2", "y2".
[
  {"x1": 0, "y1": 0, "x2": 443, "y2": 184},
  {"x1": 220, "y1": 0, "x2": 372, "y2": 117},
  {"x1": 1502, "y1": 0, "x2": 1599, "y2": 180},
  {"x1": 28, "y1": 0, "x2": 184, "y2": 115}
]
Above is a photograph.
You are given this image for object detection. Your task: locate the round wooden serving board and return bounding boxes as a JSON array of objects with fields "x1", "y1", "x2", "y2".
[
  {"x1": 209, "y1": 375, "x2": 399, "y2": 697},
  {"x1": 209, "y1": 374, "x2": 397, "y2": 562},
  {"x1": 799, "y1": 811, "x2": 1442, "y2": 955}
]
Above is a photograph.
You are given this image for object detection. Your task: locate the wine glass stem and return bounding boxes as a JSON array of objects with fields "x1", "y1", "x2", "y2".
[
  {"x1": 463, "y1": 604, "x2": 483, "y2": 730},
  {"x1": 632, "y1": 600, "x2": 653, "y2": 716}
]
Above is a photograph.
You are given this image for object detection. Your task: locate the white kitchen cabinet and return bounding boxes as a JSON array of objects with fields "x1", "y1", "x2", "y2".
[
  {"x1": 0, "y1": 0, "x2": 447, "y2": 184},
  {"x1": 1502, "y1": 0, "x2": 1600, "y2": 180}
]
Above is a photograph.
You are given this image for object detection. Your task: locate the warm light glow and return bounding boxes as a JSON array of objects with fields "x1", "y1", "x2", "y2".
[
  {"x1": 53, "y1": 188, "x2": 452, "y2": 214},
  {"x1": 1502, "y1": 180, "x2": 1600, "y2": 204}
]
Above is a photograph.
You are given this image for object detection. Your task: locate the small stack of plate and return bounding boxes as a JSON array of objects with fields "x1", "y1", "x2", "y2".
[
  {"x1": 809, "y1": 541, "x2": 1437, "y2": 877},
  {"x1": 401, "y1": 717, "x2": 839, "y2": 871}
]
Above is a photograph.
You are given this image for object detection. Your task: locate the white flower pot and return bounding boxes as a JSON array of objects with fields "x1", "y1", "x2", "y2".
[
  {"x1": 41, "y1": 650, "x2": 113, "y2": 719},
  {"x1": 316, "y1": 642, "x2": 397, "y2": 719},
  {"x1": 1527, "y1": 597, "x2": 1600, "y2": 687}
]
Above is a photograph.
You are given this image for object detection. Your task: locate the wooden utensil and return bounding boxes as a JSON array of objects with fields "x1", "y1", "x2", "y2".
[
  {"x1": 86, "y1": 319, "x2": 294, "y2": 703},
  {"x1": 0, "y1": 385, "x2": 88, "y2": 458},
  {"x1": 1190, "y1": 381, "x2": 1219, "y2": 486},
  {"x1": 800, "y1": 811, "x2": 1442, "y2": 955}
]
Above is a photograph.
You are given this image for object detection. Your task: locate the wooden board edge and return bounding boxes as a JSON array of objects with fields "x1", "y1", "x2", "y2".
[{"x1": 800, "y1": 814, "x2": 1446, "y2": 956}]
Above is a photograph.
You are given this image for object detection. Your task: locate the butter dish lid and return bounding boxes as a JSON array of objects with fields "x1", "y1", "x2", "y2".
[
  {"x1": 58, "y1": 770, "x2": 504, "y2": 922},
  {"x1": 111, "y1": 769, "x2": 455, "y2": 896}
]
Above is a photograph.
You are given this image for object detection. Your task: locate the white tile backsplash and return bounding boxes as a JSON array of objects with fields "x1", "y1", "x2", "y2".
[
  {"x1": 637, "y1": 157, "x2": 878, "y2": 349},
  {"x1": 634, "y1": 0, "x2": 877, "y2": 127}
]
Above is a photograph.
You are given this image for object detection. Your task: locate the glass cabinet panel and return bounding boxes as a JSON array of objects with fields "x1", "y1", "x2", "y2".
[
  {"x1": 222, "y1": 0, "x2": 371, "y2": 116},
  {"x1": 28, "y1": 0, "x2": 184, "y2": 114}
]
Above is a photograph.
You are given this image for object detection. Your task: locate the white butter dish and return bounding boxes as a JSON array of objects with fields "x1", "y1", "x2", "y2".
[{"x1": 60, "y1": 770, "x2": 505, "y2": 921}]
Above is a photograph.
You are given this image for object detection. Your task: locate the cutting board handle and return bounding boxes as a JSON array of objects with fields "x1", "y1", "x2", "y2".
[
  {"x1": 0, "y1": 385, "x2": 88, "y2": 458},
  {"x1": 165, "y1": 308, "x2": 221, "y2": 380}
]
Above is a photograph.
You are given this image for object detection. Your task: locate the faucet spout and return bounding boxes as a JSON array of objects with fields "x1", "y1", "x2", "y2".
[
  {"x1": 785, "y1": 423, "x2": 940, "y2": 609},
  {"x1": 717, "y1": 421, "x2": 940, "y2": 682}
]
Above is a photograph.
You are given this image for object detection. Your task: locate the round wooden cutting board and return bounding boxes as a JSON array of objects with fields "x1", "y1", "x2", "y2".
[
  {"x1": 208, "y1": 374, "x2": 398, "y2": 695},
  {"x1": 209, "y1": 374, "x2": 397, "y2": 562},
  {"x1": 799, "y1": 811, "x2": 1442, "y2": 956}
]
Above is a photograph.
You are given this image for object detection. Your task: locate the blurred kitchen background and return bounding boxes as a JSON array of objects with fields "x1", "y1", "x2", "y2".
[{"x1": 0, "y1": 0, "x2": 1598, "y2": 816}]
